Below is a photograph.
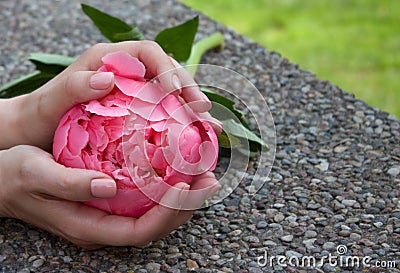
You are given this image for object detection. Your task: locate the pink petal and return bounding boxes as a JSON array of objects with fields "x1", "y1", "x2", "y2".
[
  {"x1": 67, "y1": 122, "x2": 89, "y2": 157},
  {"x1": 134, "y1": 82, "x2": 168, "y2": 103},
  {"x1": 114, "y1": 76, "x2": 147, "y2": 97},
  {"x1": 101, "y1": 51, "x2": 145, "y2": 79},
  {"x1": 58, "y1": 148, "x2": 85, "y2": 169},
  {"x1": 129, "y1": 98, "x2": 169, "y2": 121},
  {"x1": 151, "y1": 147, "x2": 168, "y2": 170},
  {"x1": 161, "y1": 95, "x2": 193, "y2": 125},
  {"x1": 85, "y1": 100, "x2": 129, "y2": 116},
  {"x1": 179, "y1": 124, "x2": 201, "y2": 159}
]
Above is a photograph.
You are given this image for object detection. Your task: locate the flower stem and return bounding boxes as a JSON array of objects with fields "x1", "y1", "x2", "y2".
[{"x1": 185, "y1": 32, "x2": 224, "y2": 77}]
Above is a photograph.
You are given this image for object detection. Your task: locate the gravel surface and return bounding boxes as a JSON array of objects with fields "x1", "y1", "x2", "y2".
[{"x1": 1, "y1": 0, "x2": 400, "y2": 272}]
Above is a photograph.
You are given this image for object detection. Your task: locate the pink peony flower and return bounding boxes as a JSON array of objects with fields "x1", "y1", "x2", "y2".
[{"x1": 53, "y1": 51, "x2": 219, "y2": 217}]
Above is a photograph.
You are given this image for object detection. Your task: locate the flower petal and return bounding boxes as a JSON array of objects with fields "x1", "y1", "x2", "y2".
[
  {"x1": 101, "y1": 51, "x2": 145, "y2": 79},
  {"x1": 114, "y1": 76, "x2": 147, "y2": 97},
  {"x1": 85, "y1": 100, "x2": 129, "y2": 116}
]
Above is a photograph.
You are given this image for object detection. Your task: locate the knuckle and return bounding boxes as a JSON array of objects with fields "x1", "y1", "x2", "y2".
[
  {"x1": 17, "y1": 147, "x2": 41, "y2": 179},
  {"x1": 54, "y1": 170, "x2": 75, "y2": 197},
  {"x1": 62, "y1": 72, "x2": 81, "y2": 104},
  {"x1": 86, "y1": 43, "x2": 108, "y2": 55},
  {"x1": 141, "y1": 40, "x2": 162, "y2": 51},
  {"x1": 36, "y1": 91, "x2": 50, "y2": 121}
]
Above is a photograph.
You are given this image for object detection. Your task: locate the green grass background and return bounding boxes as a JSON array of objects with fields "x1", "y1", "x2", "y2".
[{"x1": 181, "y1": 0, "x2": 400, "y2": 118}]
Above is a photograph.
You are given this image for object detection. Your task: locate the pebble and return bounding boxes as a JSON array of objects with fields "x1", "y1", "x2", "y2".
[
  {"x1": 387, "y1": 166, "x2": 400, "y2": 177},
  {"x1": 256, "y1": 221, "x2": 268, "y2": 229},
  {"x1": 274, "y1": 213, "x2": 285, "y2": 223},
  {"x1": 146, "y1": 262, "x2": 161, "y2": 273},
  {"x1": 334, "y1": 146, "x2": 347, "y2": 153},
  {"x1": 32, "y1": 259, "x2": 45, "y2": 268},
  {"x1": 186, "y1": 259, "x2": 199, "y2": 271},
  {"x1": 373, "y1": 222, "x2": 384, "y2": 228},
  {"x1": 304, "y1": 230, "x2": 317, "y2": 238},
  {"x1": 280, "y1": 235, "x2": 293, "y2": 242},
  {"x1": 342, "y1": 200, "x2": 357, "y2": 207},
  {"x1": 263, "y1": 240, "x2": 277, "y2": 247},
  {"x1": 322, "y1": 242, "x2": 336, "y2": 251},
  {"x1": 285, "y1": 250, "x2": 303, "y2": 258},
  {"x1": 349, "y1": 233, "x2": 362, "y2": 241},
  {"x1": 210, "y1": 255, "x2": 220, "y2": 261}
]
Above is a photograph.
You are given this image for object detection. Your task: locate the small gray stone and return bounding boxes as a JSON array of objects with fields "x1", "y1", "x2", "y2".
[
  {"x1": 334, "y1": 146, "x2": 347, "y2": 153},
  {"x1": 316, "y1": 161, "x2": 329, "y2": 171},
  {"x1": 322, "y1": 242, "x2": 336, "y2": 250},
  {"x1": 273, "y1": 203, "x2": 285, "y2": 208},
  {"x1": 257, "y1": 221, "x2": 268, "y2": 229},
  {"x1": 210, "y1": 254, "x2": 220, "y2": 261},
  {"x1": 303, "y1": 238, "x2": 316, "y2": 247},
  {"x1": 342, "y1": 200, "x2": 357, "y2": 207},
  {"x1": 349, "y1": 233, "x2": 362, "y2": 241},
  {"x1": 0, "y1": 255, "x2": 7, "y2": 262},
  {"x1": 387, "y1": 166, "x2": 400, "y2": 177},
  {"x1": 285, "y1": 250, "x2": 303, "y2": 258},
  {"x1": 274, "y1": 213, "x2": 285, "y2": 223},
  {"x1": 146, "y1": 262, "x2": 161, "y2": 273},
  {"x1": 305, "y1": 230, "x2": 317, "y2": 238},
  {"x1": 280, "y1": 235, "x2": 293, "y2": 242},
  {"x1": 373, "y1": 222, "x2": 384, "y2": 228},
  {"x1": 32, "y1": 259, "x2": 45, "y2": 268},
  {"x1": 263, "y1": 240, "x2": 277, "y2": 247}
]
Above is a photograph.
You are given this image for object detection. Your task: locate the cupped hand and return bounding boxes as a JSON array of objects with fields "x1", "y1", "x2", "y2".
[
  {"x1": 5, "y1": 41, "x2": 218, "y2": 151},
  {"x1": 0, "y1": 145, "x2": 219, "y2": 249}
]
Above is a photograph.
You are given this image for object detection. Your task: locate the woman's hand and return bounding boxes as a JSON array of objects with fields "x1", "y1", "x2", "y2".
[
  {"x1": 1, "y1": 41, "x2": 215, "y2": 150},
  {"x1": 0, "y1": 145, "x2": 220, "y2": 249}
]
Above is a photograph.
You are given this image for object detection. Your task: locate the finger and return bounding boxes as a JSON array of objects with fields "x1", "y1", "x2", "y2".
[
  {"x1": 154, "y1": 209, "x2": 195, "y2": 241},
  {"x1": 155, "y1": 173, "x2": 221, "y2": 240},
  {"x1": 169, "y1": 57, "x2": 211, "y2": 112},
  {"x1": 180, "y1": 172, "x2": 221, "y2": 210},
  {"x1": 72, "y1": 41, "x2": 211, "y2": 110},
  {"x1": 26, "y1": 151, "x2": 116, "y2": 201},
  {"x1": 73, "y1": 41, "x2": 179, "y2": 93},
  {"x1": 197, "y1": 111, "x2": 224, "y2": 135},
  {"x1": 55, "y1": 182, "x2": 191, "y2": 246},
  {"x1": 33, "y1": 70, "x2": 114, "y2": 126}
]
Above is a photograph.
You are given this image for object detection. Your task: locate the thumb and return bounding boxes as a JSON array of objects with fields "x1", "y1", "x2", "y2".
[
  {"x1": 32, "y1": 154, "x2": 117, "y2": 201},
  {"x1": 35, "y1": 71, "x2": 114, "y2": 124}
]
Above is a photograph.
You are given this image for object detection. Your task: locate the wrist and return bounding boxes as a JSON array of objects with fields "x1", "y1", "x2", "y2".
[
  {"x1": 0, "y1": 149, "x2": 10, "y2": 217},
  {"x1": 0, "y1": 96, "x2": 26, "y2": 149}
]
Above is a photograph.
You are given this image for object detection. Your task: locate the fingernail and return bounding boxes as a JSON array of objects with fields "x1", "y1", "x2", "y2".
[
  {"x1": 171, "y1": 74, "x2": 182, "y2": 92},
  {"x1": 178, "y1": 184, "x2": 190, "y2": 212},
  {"x1": 199, "y1": 91, "x2": 211, "y2": 103},
  {"x1": 206, "y1": 184, "x2": 221, "y2": 199},
  {"x1": 90, "y1": 72, "x2": 114, "y2": 90},
  {"x1": 91, "y1": 178, "x2": 116, "y2": 198}
]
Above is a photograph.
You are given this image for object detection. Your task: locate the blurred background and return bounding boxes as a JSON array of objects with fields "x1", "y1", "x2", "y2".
[{"x1": 181, "y1": 0, "x2": 399, "y2": 118}]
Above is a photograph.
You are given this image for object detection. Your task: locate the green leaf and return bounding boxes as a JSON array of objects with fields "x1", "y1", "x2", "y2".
[
  {"x1": 29, "y1": 53, "x2": 75, "y2": 74},
  {"x1": 217, "y1": 131, "x2": 242, "y2": 149},
  {"x1": 202, "y1": 87, "x2": 249, "y2": 128},
  {"x1": 155, "y1": 16, "x2": 199, "y2": 62},
  {"x1": 81, "y1": 3, "x2": 145, "y2": 42},
  {"x1": 222, "y1": 119, "x2": 268, "y2": 152},
  {"x1": 0, "y1": 72, "x2": 55, "y2": 98}
]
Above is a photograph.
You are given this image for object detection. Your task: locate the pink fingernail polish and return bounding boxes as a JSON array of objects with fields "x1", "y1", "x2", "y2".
[
  {"x1": 206, "y1": 184, "x2": 221, "y2": 199},
  {"x1": 91, "y1": 178, "x2": 116, "y2": 198},
  {"x1": 171, "y1": 74, "x2": 182, "y2": 92},
  {"x1": 177, "y1": 184, "x2": 190, "y2": 213},
  {"x1": 200, "y1": 91, "x2": 211, "y2": 103},
  {"x1": 90, "y1": 72, "x2": 114, "y2": 90}
]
